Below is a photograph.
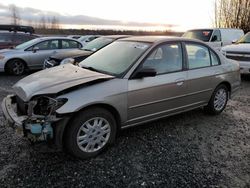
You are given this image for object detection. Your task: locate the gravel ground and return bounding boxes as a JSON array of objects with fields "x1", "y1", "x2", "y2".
[{"x1": 0, "y1": 73, "x2": 249, "y2": 188}]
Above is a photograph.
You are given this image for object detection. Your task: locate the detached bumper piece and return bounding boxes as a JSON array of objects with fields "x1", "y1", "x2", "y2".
[{"x1": 1, "y1": 95, "x2": 53, "y2": 142}]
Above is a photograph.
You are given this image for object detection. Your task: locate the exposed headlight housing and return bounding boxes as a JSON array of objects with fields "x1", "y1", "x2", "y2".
[{"x1": 31, "y1": 96, "x2": 68, "y2": 116}]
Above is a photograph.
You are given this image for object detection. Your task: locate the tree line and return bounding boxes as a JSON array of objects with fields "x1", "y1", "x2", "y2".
[
  {"x1": 9, "y1": 4, "x2": 60, "y2": 30},
  {"x1": 214, "y1": 0, "x2": 250, "y2": 32},
  {"x1": 10, "y1": 1, "x2": 250, "y2": 35}
]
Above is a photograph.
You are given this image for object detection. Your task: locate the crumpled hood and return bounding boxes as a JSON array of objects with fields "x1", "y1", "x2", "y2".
[
  {"x1": 222, "y1": 43, "x2": 250, "y2": 53},
  {"x1": 50, "y1": 49, "x2": 92, "y2": 60},
  {"x1": 13, "y1": 64, "x2": 114, "y2": 101}
]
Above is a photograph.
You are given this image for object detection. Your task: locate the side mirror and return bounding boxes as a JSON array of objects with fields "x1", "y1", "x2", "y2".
[
  {"x1": 211, "y1": 35, "x2": 218, "y2": 42},
  {"x1": 33, "y1": 46, "x2": 39, "y2": 53},
  {"x1": 133, "y1": 68, "x2": 156, "y2": 79}
]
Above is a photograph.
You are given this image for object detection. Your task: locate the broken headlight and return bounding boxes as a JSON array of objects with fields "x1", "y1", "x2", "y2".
[{"x1": 32, "y1": 97, "x2": 67, "y2": 116}]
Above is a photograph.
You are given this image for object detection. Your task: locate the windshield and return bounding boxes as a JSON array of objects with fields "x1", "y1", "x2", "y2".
[
  {"x1": 78, "y1": 36, "x2": 91, "y2": 42},
  {"x1": 82, "y1": 37, "x2": 114, "y2": 52},
  {"x1": 237, "y1": 32, "x2": 250, "y2": 43},
  {"x1": 79, "y1": 41, "x2": 151, "y2": 76},
  {"x1": 183, "y1": 30, "x2": 213, "y2": 42},
  {"x1": 15, "y1": 38, "x2": 40, "y2": 50}
]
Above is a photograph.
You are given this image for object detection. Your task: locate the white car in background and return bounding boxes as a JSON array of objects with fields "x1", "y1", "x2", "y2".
[
  {"x1": 78, "y1": 35, "x2": 101, "y2": 46},
  {"x1": 222, "y1": 32, "x2": 250, "y2": 74},
  {"x1": 183, "y1": 28, "x2": 244, "y2": 50}
]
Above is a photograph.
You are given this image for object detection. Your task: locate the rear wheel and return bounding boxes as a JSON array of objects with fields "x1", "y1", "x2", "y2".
[
  {"x1": 6, "y1": 59, "x2": 26, "y2": 75},
  {"x1": 65, "y1": 107, "x2": 117, "y2": 159},
  {"x1": 204, "y1": 84, "x2": 229, "y2": 115}
]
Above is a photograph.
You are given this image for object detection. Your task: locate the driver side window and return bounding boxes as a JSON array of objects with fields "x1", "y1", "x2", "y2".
[
  {"x1": 142, "y1": 43, "x2": 183, "y2": 75},
  {"x1": 211, "y1": 30, "x2": 221, "y2": 42}
]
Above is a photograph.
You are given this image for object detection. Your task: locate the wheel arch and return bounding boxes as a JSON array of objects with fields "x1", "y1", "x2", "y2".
[
  {"x1": 77, "y1": 103, "x2": 122, "y2": 129},
  {"x1": 217, "y1": 81, "x2": 232, "y2": 96},
  {"x1": 58, "y1": 103, "x2": 122, "y2": 149},
  {"x1": 4, "y1": 58, "x2": 28, "y2": 72}
]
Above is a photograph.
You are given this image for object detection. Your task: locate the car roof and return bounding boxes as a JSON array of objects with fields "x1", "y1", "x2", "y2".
[
  {"x1": 34, "y1": 36, "x2": 80, "y2": 41},
  {"x1": 186, "y1": 28, "x2": 243, "y2": 31},
  {"x1": 0, "y1": 31, "x2": 36, "y2": 35},
  {"x1": 119, "y1": 35, "x2": 202, "y2": 43},
  {"x1": 101, "y1": 35, "x2": 131, "y2": 39}
]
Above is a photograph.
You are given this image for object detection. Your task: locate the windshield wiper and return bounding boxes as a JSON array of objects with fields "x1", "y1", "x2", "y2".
[
  {"x1": 81, "y1": 65, "x2": 102, "y2": 73},
  {"x1": 81, "y1": 48, "x2": 93, "y2": 52}
]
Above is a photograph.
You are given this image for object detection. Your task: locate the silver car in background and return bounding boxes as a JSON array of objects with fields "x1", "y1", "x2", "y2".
[
  {"x1": 2, "y1": 36, "x2": 240, "y2": 159},
  {"x1": 0, "y1": 37, "x2": 82, "y2": 75}
]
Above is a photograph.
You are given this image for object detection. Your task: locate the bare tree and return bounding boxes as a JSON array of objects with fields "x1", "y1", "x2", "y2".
[
  {"x1": 39, "y1": 16, "x2": 47, "y2": 29},
  {"x1": 9, "y1": 4, "x2": 21, "y2": 25},
  {"x1": 51, "y1": 16, "x2": 60, "y2": 29},
  {"x1": 214, "y1": 0, "x2": 250, "y2": 32}
]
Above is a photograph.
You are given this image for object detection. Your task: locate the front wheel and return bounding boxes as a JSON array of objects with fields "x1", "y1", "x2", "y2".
[
  {"x1": 6, "y1": 59, "x2": 26, "y2": 75},
  {"x1": 65, "y1": 107, "x2": 117, "y2": 159},
  {"x1": 204, "y1": 84, "x2": 229, "y2": 115}
]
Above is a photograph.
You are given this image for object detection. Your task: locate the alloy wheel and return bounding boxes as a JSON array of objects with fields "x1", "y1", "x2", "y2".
[{"x1": 77, "y1": 117, "x2": 111, "y2": 153}]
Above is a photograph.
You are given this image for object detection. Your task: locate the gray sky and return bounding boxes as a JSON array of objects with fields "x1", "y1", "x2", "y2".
[{"x1": 0, "y1": 0, "x2": 215, "y2": 31}]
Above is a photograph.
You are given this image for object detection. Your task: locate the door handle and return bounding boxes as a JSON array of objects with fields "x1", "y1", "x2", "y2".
[{"x1": 175, "y1": 78, "x2": 185, "y2": 86}]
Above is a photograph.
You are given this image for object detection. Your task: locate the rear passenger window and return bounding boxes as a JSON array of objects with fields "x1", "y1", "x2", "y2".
[
  {"x1": 143, "y1": 43, "x2": 183, "y2": 74},
  {"x1": 210, "y1": 50, "x2": 220, "y2": 66},
  {"x1": 62, "y1": 40, "x2": 80, "y2": 49},
  {"x1": 186, "y1": 44, "x2": 210, "y2": 69}
]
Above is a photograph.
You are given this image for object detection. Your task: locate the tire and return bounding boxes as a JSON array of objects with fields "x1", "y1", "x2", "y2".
[
  {"x1": 6, "y1": 59, "x2": 26, "y2": 75},
  {"x1": 64, "y1": 107, "x2": 117, "y2": 159},
  {"x1": 204, "y1": 84, "x2": 229, "y2": 115}
]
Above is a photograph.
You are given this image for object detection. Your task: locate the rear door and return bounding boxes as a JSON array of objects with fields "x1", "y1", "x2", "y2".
[
  {"x1": 127, "y1": 42, "x2": 189, "y2": 125},
  {"x1": 184, "y1": 42, "x2": 221, "y2": 106}
]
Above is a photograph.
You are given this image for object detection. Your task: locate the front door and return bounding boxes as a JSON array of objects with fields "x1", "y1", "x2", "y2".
[
  {"x1": 127, "y1": 42, "x2": 189, "y2": 126},
  {"x1": 26, "y1": 39, "x2": 59, "y2": 69}
]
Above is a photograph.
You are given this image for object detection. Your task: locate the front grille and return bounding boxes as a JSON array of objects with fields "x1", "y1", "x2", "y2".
[
  {"x1": 226, "y1": 51, "x2": 250, "y2": 62},
  {"x1": 16, "y1": 96, "x2": 28, "y2": 115}
]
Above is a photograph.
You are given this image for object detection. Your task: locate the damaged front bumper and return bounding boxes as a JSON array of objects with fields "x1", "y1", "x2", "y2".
[
  {"x1": 2, "y1": 95, "x2": 59, "y2": 143},
  {"x1": 2, "y1": 95, "x2": 27, "y2": 132}
]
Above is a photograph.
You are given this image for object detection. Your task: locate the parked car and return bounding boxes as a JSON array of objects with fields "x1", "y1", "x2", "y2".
[
  {"x1": 2, "y1": 36, "x2": 240, "y2": 159},
  {"x1": 67, "y1": 35, "x2": 82, "y2": 39},
  {"x1": 221, "y1": 32, "x2": 250, "y2": 74},
  {"x1": 183, "y1": 28, "x2": 244, "y2": 49},
  {"x1": 0, "y1": 25, "x2": 38, "y2": 49},
  {"x1": 0, "y1": 37, "x2": 83, "y2": 75},
  {"x1": 78, "y1": 35, "x2": 101, "y2": 46},
  {"x1": 43, "y1": 35, "x2": 129, "y2": 68}
]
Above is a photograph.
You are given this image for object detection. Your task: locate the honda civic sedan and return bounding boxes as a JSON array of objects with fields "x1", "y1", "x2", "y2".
[{"x1": 2, "y1": 36, "x2": 240, "y2": 159}]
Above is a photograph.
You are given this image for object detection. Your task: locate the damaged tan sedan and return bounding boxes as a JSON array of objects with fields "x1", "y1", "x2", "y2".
[{"x1": 2, "y1": 36, "x2": 241, "y2": 159}]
